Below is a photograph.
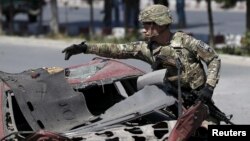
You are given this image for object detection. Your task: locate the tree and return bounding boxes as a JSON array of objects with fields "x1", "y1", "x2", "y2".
[
  {"x1": 87, "y1": 0, "x2": 94, "y2": 37},
  {"x1": 7, "y1": 0, "x2": 14, "y2": 35},
  {"x1": 241, "y1": 0, "x2": 250, "y2": 49},
  {"x1": 0, "y1": 0, "x2": 3, "y2": 34},
  {"x1": 49, "y1": 0, "x2": 59, "y2": 36},
  {"x1": 206, "y1": 0, "x2": 215, "y2": 48},
  {"x1": 176, "y1": 0, "x2": 186, "y2": 28},
  {"x1": 246, "y1": 0, "x2": 250, "y2": 32},
  {"x1": 37, "y1": 0, "x2": 44, "y2": 35}
]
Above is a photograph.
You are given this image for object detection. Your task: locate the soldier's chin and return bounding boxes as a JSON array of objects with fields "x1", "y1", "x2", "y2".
[{"x1": 144, "y1": 36, "x2": 155, "y2": 41}]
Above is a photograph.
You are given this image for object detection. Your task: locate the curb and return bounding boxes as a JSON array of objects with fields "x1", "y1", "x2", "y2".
[{"x1": 220, "y1": 54, "x2": 250, "y2": 66}]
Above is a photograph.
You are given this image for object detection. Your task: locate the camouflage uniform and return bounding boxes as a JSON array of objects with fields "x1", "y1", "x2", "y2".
[
  {"x1": 63, "y1": 4, "x2": 220, "y2": 91},
  {"x1": 85, "y1": 31, "x2": 221, "y2": 90}
]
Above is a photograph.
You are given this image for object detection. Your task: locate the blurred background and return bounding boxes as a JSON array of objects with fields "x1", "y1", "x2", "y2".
[{"x1": 0, "y1": 0, "x2": 249, "y2": 55}]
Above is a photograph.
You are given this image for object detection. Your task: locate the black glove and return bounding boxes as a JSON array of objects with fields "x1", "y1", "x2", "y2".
[
  {"x1": 198, "y1": 84, "x2": 214, "y2": 102},
  {"x1": 62, "y1": 42, "x2": 88, "y2": 60}
]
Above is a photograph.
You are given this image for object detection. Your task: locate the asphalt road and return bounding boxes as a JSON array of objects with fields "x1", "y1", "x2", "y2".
[{"x1": 0, "y1": 36, "x2": 250, "y2": 124}]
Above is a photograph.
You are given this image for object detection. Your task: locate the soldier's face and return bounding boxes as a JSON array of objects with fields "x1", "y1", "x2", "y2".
[{"x1": 142, "y1": 22, "x2": 165, "y2": 41}]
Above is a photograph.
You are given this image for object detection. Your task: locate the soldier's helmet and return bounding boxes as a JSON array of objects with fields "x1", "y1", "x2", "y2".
[{"x1": 139, "y1": 4, "x2": 173, "y2": 26}]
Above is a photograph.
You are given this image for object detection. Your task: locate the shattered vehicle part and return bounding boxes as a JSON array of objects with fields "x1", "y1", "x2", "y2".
[
  {"x1": 0, "y1": 69, "x2": 93, "y2": 132},
  {"x1": 168, "y1": 101, "x2": 209, "y2": 141},
  {"x1": 0, "y1": 57, "x2": 233, "y2": 141},
  {"x1": 63, "y1": 84, "x2": 176, "y2": 137}
]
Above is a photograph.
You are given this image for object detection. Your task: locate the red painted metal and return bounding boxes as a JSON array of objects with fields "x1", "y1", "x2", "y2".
[
  {"x1": 0, "y1": 81, "x2": 5, "y2": 138},
  {"x1": 25, "y1": 130, "x2": 72, "y2": 141},
  {"x1": 67, "y1": 58, "x2": 145, "y2": 84}
]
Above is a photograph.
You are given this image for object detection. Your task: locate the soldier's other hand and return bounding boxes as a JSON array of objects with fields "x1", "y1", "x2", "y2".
[
  {"x1": 198, "y1": 84, "x2": 214, "y2": 102},
  {"x1": 62, "y1": 42, "x2": 87, "y2": 60}
]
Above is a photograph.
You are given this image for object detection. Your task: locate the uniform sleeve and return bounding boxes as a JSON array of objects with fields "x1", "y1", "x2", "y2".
[
  {"x1": 184, "y1": 35, "x2": 221, "y2": 88},
  {"x1": 85, "y1": 41, "x2": 153, "y2": 63}
]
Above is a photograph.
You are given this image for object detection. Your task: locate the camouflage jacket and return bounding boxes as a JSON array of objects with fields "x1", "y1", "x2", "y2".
[{"x1": 85, "y1": 32, "x2": 221, "y2": 90}]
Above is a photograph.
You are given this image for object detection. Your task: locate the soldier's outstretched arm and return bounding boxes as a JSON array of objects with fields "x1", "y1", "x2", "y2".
[
  {"x1": 62, "y1": 41, "x2": 153, "y2": 63},
  {"x1": 85, "y1": 41, "x2": 149, "y2": 60},
  {"x1": 62, "y1": 42, "x2": 87, "y2": 60}
]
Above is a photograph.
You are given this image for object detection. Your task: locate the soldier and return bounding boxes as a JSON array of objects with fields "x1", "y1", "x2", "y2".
[{"x1": 62, "y1": 4, "x2": 220, "y2": 103}]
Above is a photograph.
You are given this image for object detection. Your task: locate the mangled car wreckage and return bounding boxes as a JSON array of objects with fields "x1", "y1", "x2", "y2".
[{"x1": 0, "y1": 57, "x2": 234, "y2": 141}]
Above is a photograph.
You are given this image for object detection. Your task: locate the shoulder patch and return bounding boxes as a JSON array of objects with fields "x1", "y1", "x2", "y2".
[{"x1": 197, "y1": 40, "x2": 212, "y2": 52}]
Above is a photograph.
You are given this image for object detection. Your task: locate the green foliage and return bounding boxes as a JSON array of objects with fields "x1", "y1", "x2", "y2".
[
  {"x1": 241, "y1": 32, "x2": 250, "y2": 47},
  {"x1": 46, "y1": 32, "x2": 143, "y2": 44},
  {"x1": 85, "y1": 30, "x2": 143, "y2": 44},
  {"x1": 216, "y1": 46, "x2": 250, "y2": 57},
  {"x1": 241, "y1": 31, "x2": 250, "y2": 53},
  {"x1": 214, "y1": 0, "x2": 238, "y2": 9},
  {"x1": 214, "y1": 32, "x2": 250, "y2": 56}
]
